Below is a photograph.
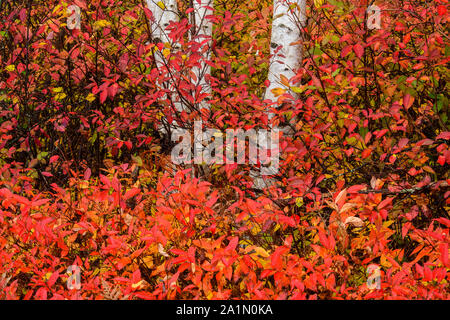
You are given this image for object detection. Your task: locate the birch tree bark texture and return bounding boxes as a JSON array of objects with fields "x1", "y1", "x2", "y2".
[
  {"x1": 145, "y1": 0, "x2": 213, "y2": 116},
  {"x1": 253, "y1": 0, "x2": 306, "y2": 189},
  {"x1": 146, "y1": 0, "x2": 214, "y2": 178},
  {"x1": 145, "y1": 0, "x2": 183, "y2": 117},
  {"x1": 191, "y1": 0, "x2": 213, "y2": 112},
  {"x1": 146, "y1": 0, "x2": 306, "y2": 188},
  {"x1": 264, "y1": 0, "x2": 306, "y2": 119}
]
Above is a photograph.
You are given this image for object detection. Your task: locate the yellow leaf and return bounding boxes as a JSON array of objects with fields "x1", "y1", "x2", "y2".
[
  {"x1": 86, "y1": 93, "x2": 96, "y2": 102},
  {"x1": 156, "y1": 111, "x2": 164, "y2": 119},
  {"x1": 78, "y1": 180, "x2": 89, "y2": 189},
  {"x1": 295, "y1": 197, "x2": 304, "y2": 207},
  {"x1": 250, "y1": 223, "x2": 261, "y2": 235},
  {"x1": 291, "y1": 86, "x2": 305, "y2": 94},
  {"x1": 162, "y1": 48, "x2": 170, "y2": 58},
  {"x1": 131, "y1": 155, "x2": 143, "y2": 166},
  {"x1": 254, "y1": 247, "x2": 270, "y2": 258},
  {"x1": 157, "y1": 1, "x2": 165, "y2": 9},
  {"x1": 5, "y1": 65, "x2": 15, "y2": 72},
  {"x1": 382, "y1": 220, "x2": 394, "y2": 228},
  {"x1": 52, "y1": 4, "x2": 62, "y2": 15},
  {"x1": 92, "y1": 268, "x2": 100, "y2": 277},
  {"x1": 93, "y1": 20, "x2": 110, "y2": 30},
  {"x1": 132, "y1": 280, "x2": 147, "y2": 289},
  {"x1": 314, "y1": 0, "x2": 324, "y2": 9},
  {"x1": 55, "y1": 93, "x2": 67, "y2": 100},
  {"x1": 271, "y1": 87, "x2": 286, "y2": 97}
]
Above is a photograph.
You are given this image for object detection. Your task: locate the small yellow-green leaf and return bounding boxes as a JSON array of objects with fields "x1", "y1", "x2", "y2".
[
  {"x1": 86, "y1": 93, "x2": 96, "y2": 102},
  {"x1": 291, "y1": 86, "x2": 305, "y2": 94},
  {"x1": 157, "y1": 1, "x2": 165, "y2": 9}
]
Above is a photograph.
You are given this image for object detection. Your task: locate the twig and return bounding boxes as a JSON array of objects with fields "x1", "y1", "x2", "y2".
[{"x1": 358, "y1": 181, "x2": 449, "y2": 195}]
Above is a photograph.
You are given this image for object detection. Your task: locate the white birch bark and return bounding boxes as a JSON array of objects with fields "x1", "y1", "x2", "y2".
[
  {"x1": 253, "y1": 0, "x2": 306, "y2": 189},
  {"x1": 146, "y1": 0, "x2": 183, "y2": 114},
  {"x1": 146, "y1": 0, "x2": 179, "y2": 54},
  {"x1": 190, "y1": 0, "x2": 214, "y2": 177},
  {"x1": 264, "y1": 0, "x2": 306, "y2": 112},
  {"x1": 145, "y1": 0, "x2": 306, "y2": 188},
  {"x1": 146, "y1": 0, "x2": 214, "y2": 177},
  {"x1": 191, "y1": 0, "x2": 213, "y2": 112}
]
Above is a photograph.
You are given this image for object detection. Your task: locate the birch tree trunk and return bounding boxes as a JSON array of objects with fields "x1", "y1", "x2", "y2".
[
  {"x1": 146, "y1": 0, "x2": 306, "y2": 188},
  {"x1": 191, "y1": 0, "x2": 213, "y2": 112},
  {"x1": 146, "y1": 0, "x2": 214, "y2": 178},
  {"x1": 265, "y1": 0, "x2": 306, "y2": 115},
  {"x1": 145, "y1": 0, "x2": 213, "y2": 117},
  {"x1": 253, "y1": 0, "x2": 306, "y2": 189},
  {"x1": 145, "y1": 0, "x2": 184, "y2": 120}
]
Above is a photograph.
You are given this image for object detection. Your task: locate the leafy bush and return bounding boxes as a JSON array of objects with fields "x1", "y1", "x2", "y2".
[{"x1": 0, "y1": 0, "x2": 448, "y2": 299}]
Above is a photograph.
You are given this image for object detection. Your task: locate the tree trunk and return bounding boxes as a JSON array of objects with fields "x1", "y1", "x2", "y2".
[
  {"x1": 253, "y1": 0, "x2": 306, "y2": 189},
  {"x1": 146, "y1": 0, "x2": 306, "y2": 188},
  {"x1": 264, "y1": 0, "x2": 306, "y2": 116},
  {"x1": 191, "y1": 0, "x2": 213, "y2": 112}
]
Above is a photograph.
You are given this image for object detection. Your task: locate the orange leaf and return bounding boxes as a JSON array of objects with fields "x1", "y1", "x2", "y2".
[
  {"x1": 280, "y1": 74, "x2": 289, "y2": 86},
  {"x1": 361, "y1": 148, "x2": 372, "y2": 159},
  {"x1": 271, "y1": 87, "x2": 286, "y2": 97}
]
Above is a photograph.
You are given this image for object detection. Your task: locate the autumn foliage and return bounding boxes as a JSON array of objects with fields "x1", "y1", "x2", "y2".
[{"x1": 0, "y1": 0, "x2": 449, "y2": 300}]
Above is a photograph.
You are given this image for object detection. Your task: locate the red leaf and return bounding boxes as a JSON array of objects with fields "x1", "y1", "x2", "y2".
[
  {"x1": 436, "y1": 132, "x2": 450, "y2": 140},
  {"x1": 47, "y1": 271, "x2": 59, "y2": 287},
  {"x1": 226, "y1": 237, "x2": 238, "y2": 252},
  {"x1": 108, "y1": 83, "x2": 119, "y2": 98},
  {"x1": 423, "y1": 266, "x2": 432, "y2": 281},
  {"x1": 70, "y1": 47, "x2": 80, "y2": 60},
  {"x1": 83, "y1": 168, "x2": 91, "y2": 180},
  {"x1": 48, "y1": 21, "x2": 59, "y2": 33},
  {"x1": 99, "y1": 174, "x2": 111, "y2": 188},
  {"x1": 402, "y1": 222, "x2": 411, "y2": 237},
  {"x1": 397, "y1": 138, "x2": 409, "y2": 150},
  {"x1": 353, "y1": 44, "x2": 364, "y2": 59},
  {"x1": 124, "y1": 188, "x2": 141, "y2": 200},
  {"x1": 35, "y1": 287, "x2": 48, "y2": 300},
  {"x1": 440, "y1": 243, "x2": 449, "y2": 266},
  {"x1": 417, "y1": 139, "x2": 434, "y2": 146},
  {"x1": 361, "y1": 148, "x2": 372, "y2": 159},
  {"x1": 403, "y1": 94, "x2": 414, "y2": 109},
  {"x1": 341, "y1": 45, "x2": 353, "y2": 58},
  {"x1": 437, "y1": 5, "x2": 447, "y2": 16},
  {"x1": 49, "y1": 155, "x2": 59, "y2": 163},
  {"x1": 347, "y1": 184, "x2": 366, "y2": 193},
  {"x1": 435, "y1": 218, "x2": 450, "y2": 228},
  {"x1": 318, "y1": 229, "x2": 329, "y2": 248},
  {"x1": 271, "y1": 246, "x2": 287, "y2": 269},
  {"x1": 73, "y1": 0, "x2": 87, "y2": 9},
  {"x1": 100, "y1": 89, "x2": 108, "y2": 104},
  {"x1": 124, "y1": 141, "x2": 132, "y2": 150},
  {"x1": 378, "y1": 197, "x2": 394, "y2": 210},
  {"x1": 327, "y1": 234, "x2": 336, "y2": 250},
  {"x1": 335, "y1": 189, "x2": 347, "y2": 209}
]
